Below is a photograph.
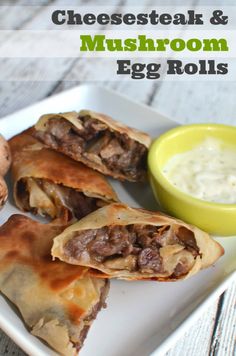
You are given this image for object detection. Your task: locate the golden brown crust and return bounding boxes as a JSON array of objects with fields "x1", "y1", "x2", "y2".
[
  {"x1": 35, "y1": 110, "x2": 151, "y2": 182},
  {"x1": 80, "y1": 110, "x2": 151, "y2": 147},
  {"x1": 0, "y1": 214, "x2": 109, "y2": 355},
  {"x1": 9, "y1": 130, "x2": 118, "y2": 215},
  {"x1": 36, "y1": 110, "x2": 151, "y2": 148},
  {"x1": 52, "y1": 203, "x2": 224, "y2": 281}
]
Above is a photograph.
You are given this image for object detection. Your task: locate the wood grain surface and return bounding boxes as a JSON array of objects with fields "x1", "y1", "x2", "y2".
[{"x1": 0, "y1": 1, "x2": 235, "y2": 356}]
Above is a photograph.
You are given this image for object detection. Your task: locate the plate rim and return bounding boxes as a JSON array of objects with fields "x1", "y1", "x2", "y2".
[{"x1": 0, "y1": 83, "x2": 235, "y2": 356}]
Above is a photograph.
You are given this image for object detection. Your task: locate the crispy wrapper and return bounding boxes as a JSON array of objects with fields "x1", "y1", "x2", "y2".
[
  {"x1": 9, "y1": 130, "x2": 118, "y2": 220},
  {"x1": 0, "y1": 215, "x2": 109, "y2": 356},
  {"x1": 52, "y1": 203, "x2": 224, "y2": 281},
  {"x1": 34, "y1": 110, "x2": 151, "y2": 182}
]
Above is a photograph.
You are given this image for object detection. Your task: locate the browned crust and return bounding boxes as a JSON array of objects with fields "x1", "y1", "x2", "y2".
[
  {"x1": 34, "y1": 110, "x2": 151, "y2": 182},
  {"x1": 75, "y1": 279, "x2": 110, "y2": 352},
  {"x1": 8, "y1": 129, "x2": 118, "y2": 213},
  {"x1": 79, "y1": 110, "x2": 151, "y2": 147},
  {"x1": 36, "y1": 110, "x2": 151, "y2": 148},
  {"x1": 0, "y1": 214, "x2": 109, "y2": 356},
  {"x1": 52, "y1": 203, "x2": 224, "y2": 281}
]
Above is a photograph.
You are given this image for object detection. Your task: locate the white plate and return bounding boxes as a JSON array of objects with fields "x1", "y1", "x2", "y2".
[{"x1": 0, "y1": 85, "x2": 235, "y2": 356}]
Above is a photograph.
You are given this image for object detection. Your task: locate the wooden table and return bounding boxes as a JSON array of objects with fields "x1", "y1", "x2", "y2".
[{"x1": 0, "y1": 1, "x2": 235, "y2": 355}]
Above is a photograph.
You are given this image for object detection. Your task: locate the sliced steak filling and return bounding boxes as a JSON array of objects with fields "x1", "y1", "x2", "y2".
[
  {"x1": 17, "y1": 177, "x2": 106, "y2": 220},
  {"x1": 35, "y1": 116, "x2": 148, "y2": 181},
  {"x1": 64, "y1": 224, "x2": 200, "y2": 277}
]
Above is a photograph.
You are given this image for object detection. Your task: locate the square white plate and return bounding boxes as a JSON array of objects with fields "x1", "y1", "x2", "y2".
[{"x1": 0, "y1": 85, "x2": 235, "y2": 356}]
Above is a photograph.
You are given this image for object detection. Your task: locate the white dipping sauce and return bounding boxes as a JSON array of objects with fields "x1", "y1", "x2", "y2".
[{"x1": 163, "y1": 138, "x2": 236, "y2": 204}]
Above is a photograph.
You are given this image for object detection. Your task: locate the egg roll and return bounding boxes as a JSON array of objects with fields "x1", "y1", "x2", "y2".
[
  {"x1": 9, "y1": 130, "x2": 118, "y2": 220},
  {"x1": 34, "y1": 110, "x2": 151, "y2": 182},
  {"x1": 52, "y1": 203, "x2": 224, "y2": 281},
  {"x1": 0, "y1": 215, "x2": 109, "y2": 355}
]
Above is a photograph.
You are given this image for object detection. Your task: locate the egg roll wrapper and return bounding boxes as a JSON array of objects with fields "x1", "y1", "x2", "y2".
[
  {"x1": 34, "y1": 110, "x2": 151, "y2": 182},
  {"x1": 9, "y1": 130, "x2": 118, "y2": 220},
  {"x1": 0, "y1": 215, "x2": 109, "y2": 356},
  {"x1": 52, "y1": 203, "x2": 224, "y2": 281}
]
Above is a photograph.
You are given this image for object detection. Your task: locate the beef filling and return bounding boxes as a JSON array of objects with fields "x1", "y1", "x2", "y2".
[
  {"x1": 17, "y1": 178, "x2": 104, "y2": 220},
  {"x1": 64, "y1": 224, "x2": 200, "y2": 276},
  {"x1": 35, "y1": 116, "x2": 148, "y2": 181}
]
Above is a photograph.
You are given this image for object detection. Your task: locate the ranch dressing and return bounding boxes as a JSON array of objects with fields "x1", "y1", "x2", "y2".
[{"x1": 163, "y1": 138, "x2": 236, "y2": 204}]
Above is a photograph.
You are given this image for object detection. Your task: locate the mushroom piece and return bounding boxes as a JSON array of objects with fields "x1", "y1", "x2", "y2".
[
  {"x1": 0, "y1": 134, "x2": 11, "y2": 177},
  {"x1": 0, "y1": 176, "x2": 8, "y2": 210}
]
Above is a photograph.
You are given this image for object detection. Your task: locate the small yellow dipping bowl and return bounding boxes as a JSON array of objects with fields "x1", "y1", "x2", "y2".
[{"x1": 148, "y1": 123, "x2": 236, "y2": 236}]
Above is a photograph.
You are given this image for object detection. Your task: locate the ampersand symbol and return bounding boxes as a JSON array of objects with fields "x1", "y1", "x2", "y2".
[{"x1": 210, "y1": 10, "x2": 228, "y2": 25}]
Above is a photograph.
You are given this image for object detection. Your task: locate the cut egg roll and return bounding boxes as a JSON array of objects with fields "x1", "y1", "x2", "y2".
[
  {"x1": 34, "y1": 110, "x2": 151, "y2": 182},
  {"x1": 9, "y1": 130, "x2": 118, "y2": 220},
  {"x1": 0, "y1": 215, "x2": 109, "y2": 355},
  {"x1": 52, "y1": 203, "x2": 224, "y2": 281}
]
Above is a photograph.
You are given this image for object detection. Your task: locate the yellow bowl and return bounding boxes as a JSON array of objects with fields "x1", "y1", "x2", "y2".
[{"x1": 148, "y1": 123, "x2": 236, "y2": 236}]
